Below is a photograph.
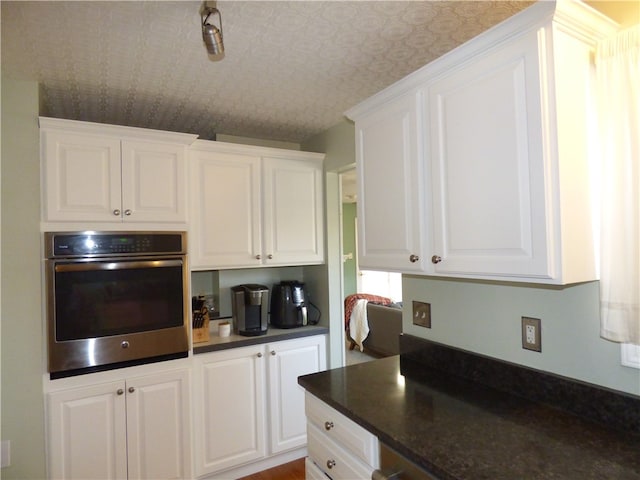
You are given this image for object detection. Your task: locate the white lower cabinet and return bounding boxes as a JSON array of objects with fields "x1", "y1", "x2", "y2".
[
  {"x1": 305, "y1": 457, "x2": 331, "y2": 480},
  {"x1": 193, "y1": 335, "x2": 327, "y2": 478},
  {"x1": 194, "y1": 344, "x2": 267, "y2": 475},
  {"x1": 305, "y1": 392, "x2": 379, "y2": 480},
  {"x1": 46, "y1": 368, "x2": 192, "y2": 480}
]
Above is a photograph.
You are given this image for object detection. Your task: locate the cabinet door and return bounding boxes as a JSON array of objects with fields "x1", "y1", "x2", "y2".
[
  {"x1": 263, "y1": 156, "x2": 325, "y2": 266},
  {"x1": 189, "y1": 149, "x2": 263, "y2": 268},
  {"x1": 427, "y1": 31, "x2": 550, "y2": 278},
  {"x1": 121, "y1": 140, "x2": 188, "y2": 223},
  {"x1": 268, "y1": 335, "x2": 327, "y2": 454},
  {"x1": 355, "y1": 92, "x2": 426, "y2": 272},
  {"x1": 125, "y1": 369, "x2": 192, "y2": 480},
  {"x1": 47, "y1": 381, "x2": 127, "y2": 480},
  {"x1": 42, "y1": 130, "x2": 122, "y2": 222},
  {"x1": 194, "y1": 345, "x2": 266, "y2": 476}
]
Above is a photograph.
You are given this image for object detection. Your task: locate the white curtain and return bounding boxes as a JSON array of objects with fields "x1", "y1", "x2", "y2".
[{"x1": 596, "y1": 26, "x2": 640, "y2": 345}]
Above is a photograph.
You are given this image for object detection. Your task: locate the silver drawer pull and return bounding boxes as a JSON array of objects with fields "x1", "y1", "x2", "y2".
[
  {"x1": 324, "y1": 421, "x2": 334, "y2": 431},
  {"x1": 326, "y1": 459, "x2": 336, "y2": 469}
]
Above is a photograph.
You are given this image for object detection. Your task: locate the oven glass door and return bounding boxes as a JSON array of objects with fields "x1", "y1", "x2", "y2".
[{"x1": 52, "y1": 258, "x2": 185, "y2": 341}]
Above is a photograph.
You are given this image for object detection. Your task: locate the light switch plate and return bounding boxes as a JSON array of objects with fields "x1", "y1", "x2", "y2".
[{"x1": 412, "y1": 301, "x2": 431, "y2": 328}]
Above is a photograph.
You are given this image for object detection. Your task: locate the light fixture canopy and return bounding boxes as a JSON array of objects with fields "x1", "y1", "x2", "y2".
[{"x1": 202, "y1": 4, "x2": 224, "y2": 56}]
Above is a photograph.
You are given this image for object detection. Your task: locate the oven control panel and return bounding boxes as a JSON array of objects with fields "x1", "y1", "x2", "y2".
[{"x1": 45, "y1": 231, "x2": 186, "y2": 257}]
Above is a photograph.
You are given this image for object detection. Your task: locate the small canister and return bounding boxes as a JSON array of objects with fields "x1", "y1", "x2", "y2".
[{"x1": 218, "y1": 321, "x2": 231, "y2": 337}]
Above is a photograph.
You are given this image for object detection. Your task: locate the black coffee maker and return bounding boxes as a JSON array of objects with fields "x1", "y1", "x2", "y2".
[
  {"x1": 270, "y1": 281, "x2": 308, "y2": 328},
  {"x1": 231, "y1": 284, "x2": 269, "y2": 336}
]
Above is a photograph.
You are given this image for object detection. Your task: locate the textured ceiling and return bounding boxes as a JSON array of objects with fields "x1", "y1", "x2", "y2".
[{"x1": 4, "y1": 1, "x2": 543, "y2": 143}]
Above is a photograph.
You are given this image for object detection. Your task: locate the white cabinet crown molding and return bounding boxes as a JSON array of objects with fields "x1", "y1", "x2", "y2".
[
  {"x1": 190, "y1": 138, "x2": 325, "y2": 164},
  {"x1": 345, "y1": 0, "x2": 618, "y2": 122},
  {"x1": 39, "y1": 116, "x2": 199, "y2": 145}
]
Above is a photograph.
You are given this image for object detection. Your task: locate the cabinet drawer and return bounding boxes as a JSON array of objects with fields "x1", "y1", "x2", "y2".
[
  {"x1": 305, "y1": 392, "x2": 378, "y2": 467},
  {"x1": 305, "y1": 457, "x2": 331, "y2": 480},
  {"x1": 307, "y1": 422, "x2": 375, "y2": 480}
]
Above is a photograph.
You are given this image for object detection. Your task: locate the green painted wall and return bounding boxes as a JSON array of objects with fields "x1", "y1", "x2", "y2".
[
  {"x1": 302, "y1": 120, "x2": 356, "y2": 368},
  {"x1": 302, "y1": 117, "x2": 639, "y2": 396},
  {"x1": 341, "y1": 203, "x2": 357, "y2": 298},
  {"x1": 403, "y1": 277, "x2": 639, "y2": 395},
  {"x1": 1, "y1": 78, "x2": 46, "y2": 478}
]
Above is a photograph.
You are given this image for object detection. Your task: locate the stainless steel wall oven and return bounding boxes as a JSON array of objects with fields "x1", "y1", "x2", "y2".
[{"x1": 45, "y1": 231, "x2": 189, "y2": 378}]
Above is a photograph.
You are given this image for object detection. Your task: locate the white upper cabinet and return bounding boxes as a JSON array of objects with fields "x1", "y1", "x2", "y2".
[
  {"x1": 189, "y1": 146, "x2": 263, "y2": 268},
  {"x1": 262, "y1": 155, "x2": 325, "y2": 267},
  {"x1": 346, "y1": 0, "x2": 617, "y2": 284},
  {"x1": 189, "y1": 140, "x2": 325, "y2": 270},
  {"x1": 40, "y1": 117, "x2": 197, "y2": 226},
  {"x1": 353, "y1": 91, "x2": 427, "y2": 272},
  {"x1": 426, "y1": 29, "x2": 549, "y2": 279}
]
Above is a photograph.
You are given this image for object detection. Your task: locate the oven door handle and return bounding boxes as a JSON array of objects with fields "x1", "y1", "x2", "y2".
[{"x1": 54, "y1": 259, "x2": 184, "y2": 272}]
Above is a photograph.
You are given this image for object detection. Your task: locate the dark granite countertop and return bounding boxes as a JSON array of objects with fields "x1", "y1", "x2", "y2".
[
  {"x1": 193, "y1": 324, "x2": 328, "y2": 354},
  {"x1": 298, "y1": 338, "x2": 640, "y2": 480}
]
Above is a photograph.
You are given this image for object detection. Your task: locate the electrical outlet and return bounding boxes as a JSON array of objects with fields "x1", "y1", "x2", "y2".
[
  {"x1": 522, "y1": 317, "x2": 541, "y2": 352},
  {"x1": 412, "y1": 301, "x2": 431, "y2": 328}
]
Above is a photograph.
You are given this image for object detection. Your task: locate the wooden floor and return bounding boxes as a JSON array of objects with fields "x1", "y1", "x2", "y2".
[{"x1": 237, "y1": 458, "x2": 305, "y2": 480}]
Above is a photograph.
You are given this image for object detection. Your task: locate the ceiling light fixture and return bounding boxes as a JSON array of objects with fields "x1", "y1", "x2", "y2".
[{"x1": 201, "y1": 2, "x2": 224, "y2": 57}]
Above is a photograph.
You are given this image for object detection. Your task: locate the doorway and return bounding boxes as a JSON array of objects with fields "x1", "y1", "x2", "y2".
[{"x1": 339, "y1": 168, "x2": 402, "y2": 365}]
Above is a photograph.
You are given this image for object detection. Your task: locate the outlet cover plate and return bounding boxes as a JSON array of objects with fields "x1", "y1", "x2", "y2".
[
  {"x1": 413, "y1": 301, "x2": 431, "y2": 328},
  {"x1": 522, "y1": 317, "x2": 541, "y2": 352}
]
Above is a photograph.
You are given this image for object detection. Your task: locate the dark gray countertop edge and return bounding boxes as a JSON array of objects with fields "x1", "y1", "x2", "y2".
[
  {"x1": 299, "y1": 358, "x2": 455, "y2": 479},
  {"x1": 193, "y1": 325, "x2": 328, "y2": 354},
  {"x1": 298, "y1": 336, "x2": 640, "y2": 480}
]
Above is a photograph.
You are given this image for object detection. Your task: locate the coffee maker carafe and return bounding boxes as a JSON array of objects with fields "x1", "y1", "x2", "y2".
[
  {"x1": 270, "y1": 281, "x2": 308, "y2": 328},
  {"x1": 231, "y1": 284, "x2": 269, "y2": 336}
]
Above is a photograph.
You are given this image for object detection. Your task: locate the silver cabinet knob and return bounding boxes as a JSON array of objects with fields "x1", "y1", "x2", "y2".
[
  {"x1": 257, "y1": 352, "x2": 263, "y2": 358},
  {"x1": 255, "y1": 254, "x2": 261, "y2": 260},
  {"x1": 431, "y1": 255, "x2": 442, "y2": 264},
  {"x1": 270, "y1": 350, "x2": 276, "y2": 356},
  {"x1": 267, "y1": 254, "x2": 273, "y2": 259},
  {"x1": 324, "y1": 421, "x2": 334, "y2": 431},
  {"x1": 326, "y1": 459, "x2": 336, "y2": 469},
  {"x1": 409, "y1": 254, "x2": 419, "y2": 263},
  {"x1": 121, "y1": 341, "x2": 130, "y2": 349},
  {"x1": 117, "y1": 389, "x2": 124, "y2": 396},
  {"x1": 113, "y1": 209, "x2": 121, "y2": 216},
  {"x1": 128, "y1": 387, "x2": 135, "y2": 394},
  {"x1": 124, "y1": 209, "x2": 132, "y2": 216}
]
